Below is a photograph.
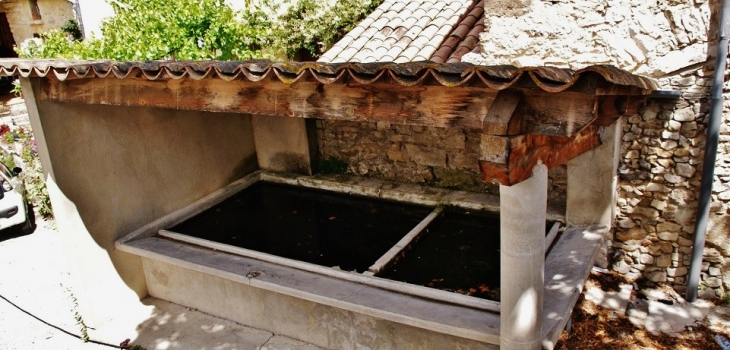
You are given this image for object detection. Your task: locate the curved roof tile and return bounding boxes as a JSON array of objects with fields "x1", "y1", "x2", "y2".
[{"x1": 0, "y1": 59, "x2": 658, "y2": 92}]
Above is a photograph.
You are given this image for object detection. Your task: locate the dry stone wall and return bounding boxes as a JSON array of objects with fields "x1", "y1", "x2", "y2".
[
  {"x1": 316, "y1": 120, "x2": 568, "y2": 208},
  {"x1": 463, "y1": 0, "x2": 728, "y2": 298}
]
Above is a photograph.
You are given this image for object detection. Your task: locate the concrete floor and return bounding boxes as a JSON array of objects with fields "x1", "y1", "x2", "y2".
[
  {"x1": 0, "y1": 218, "x2": 324, "y2": 350},
  {"x1": 2, "y1": 217, "x2": 727, "y2": 349}
]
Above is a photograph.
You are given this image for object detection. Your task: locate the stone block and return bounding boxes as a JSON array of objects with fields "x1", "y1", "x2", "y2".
[
  {"x1": 651, "y1": 200, "x2": 667, "y2": 210},
  {"x1": 640, "y1": 254, "x2": 655, "y2": 264},
  {"x1": 646, "y1": 183, "x2": 670, "y2": 192},
  {"x1": 649, "y1": 241, "x2": 674, "y2": 255},
  {"x1": 405, "y1": 144, "x2": 446, "y2": 167},
  {"x1": 661, "y1": 130, "x2": 680, "y2": 140},
  {"x1": 633, "y1": 207, "x2": 660, "y2": 219},
  {"x1": 664, "y1": 174, "x2": 686, "y2": 184},
  {"x1": 666, "y1": 120, "x2": 682, "y2": 131},
  {"x1": 439, "y1": 130, "x2": 466, "y2": 150},
  {"x1": 704, "y1": 277, "x2": 722, "y2": 288},
  {"x1": 656, "y1": 254, "x2": 670, "y2": 267},
  {"x1": 667, "y1": 267, "x2": 688, "y2": 277},
  {"x1": 616, "y1": 227, "x2": 647, "y2": 241},
  {"x1": 658, "y1": 231, "x2": 679, "y2": 241},
  {"x1": 657, "y1": 222, "x2": 681, "y2": 232},
  {"x1": 661, "y1": 140, "x2": 678, "y2": 150},
  {"x1": 387, "y1": 147, "x2": 409, "y2": 163},
  {"x1": 645, "y1": 270, "x2": 667, "y2": 282},
  {"x1": 675, "y1": 163, "x2": 696, "y2": 178},
  {"x1": 614, "y1": 260, "x2": 631, "y2": 274},
  {"x1": 673, "y1": 108, "x2": 697, "y2": 122},
  {"x1": 617, "y1": 218, "x2": 637, "y2": 229}
]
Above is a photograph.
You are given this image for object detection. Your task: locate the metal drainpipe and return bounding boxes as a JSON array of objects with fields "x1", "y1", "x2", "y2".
[{"x1": 686, "y1": 0, "x2": 730, "y2": 302}]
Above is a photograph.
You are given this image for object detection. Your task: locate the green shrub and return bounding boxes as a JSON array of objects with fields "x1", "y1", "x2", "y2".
[
  {"x1": 16, "y1": 0, "x2": 383, "y2": 61},
  {"x1": 61, "y1": 19, "x2": 82, "y2": 41}
]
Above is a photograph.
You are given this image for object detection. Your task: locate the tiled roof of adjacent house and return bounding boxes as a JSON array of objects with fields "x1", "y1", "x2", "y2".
[{"x1": 319, "y1": 0, "x2": 483, "y2": 64}]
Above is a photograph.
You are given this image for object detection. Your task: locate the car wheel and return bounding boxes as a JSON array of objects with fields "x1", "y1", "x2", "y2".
[{"x1": 20, "y1": 204, "x2": 34, "y2": 234}]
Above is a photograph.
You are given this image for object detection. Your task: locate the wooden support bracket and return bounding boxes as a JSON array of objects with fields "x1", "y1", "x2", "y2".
[
  {"x1": 482, "y1": 90, "x2": 522, "y2": 135},
  {"x1": 479, "y1": 125, "x2": 601, "y2": 186},
  {"x1": 594, "y1": 95, "x2": 646, "y2": 126}
]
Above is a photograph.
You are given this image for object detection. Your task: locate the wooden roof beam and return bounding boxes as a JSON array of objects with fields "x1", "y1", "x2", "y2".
[{"x1": 479, "y1": 126, "x2": 601, "y2": 186}]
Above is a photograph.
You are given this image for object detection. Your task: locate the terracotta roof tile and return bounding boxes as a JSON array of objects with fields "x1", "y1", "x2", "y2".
[
  {"x1": 0, "y1": 59, "x2": 659, "y2": 93},
  {"x1": 318, "y1": 0, "x2": 488, "y2": 64},
  {"x1": 430, "y1": 0, "x2": 485, "y2": 64}
]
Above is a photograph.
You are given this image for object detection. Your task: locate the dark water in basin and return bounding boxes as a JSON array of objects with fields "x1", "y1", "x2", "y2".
[
  {"x1": 378, "y1": 208, "x2": 503, "y2": 301},
  {"x1": 169, "y1": 182, "x2": 432, "y2": 272}
]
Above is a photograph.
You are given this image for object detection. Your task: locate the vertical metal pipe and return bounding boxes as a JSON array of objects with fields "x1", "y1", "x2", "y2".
[{"x1": 686, "y1": 0, "x2": 730, "y2": 302}]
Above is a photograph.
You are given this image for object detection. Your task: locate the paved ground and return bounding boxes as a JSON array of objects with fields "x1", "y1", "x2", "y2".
[
  {"x1": 2, "y1": 217, "x2": 729, "y2": 349},
  {"x1": 0, "y1": 218, "x2": 324, "y2": 350}
]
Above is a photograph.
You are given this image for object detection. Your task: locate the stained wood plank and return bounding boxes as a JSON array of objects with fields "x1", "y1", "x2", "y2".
[
  {"x1": 594, "y1": 95, "x2": 646, "y2": 126},
  {"x1": 482, "y1": 90, "x2": 522, "y2": 135},
  {"x1": 515, "y1": 91, "x2": 596, "y2": 137},
  {"x1": 40, "y1": 77, "x2": 498, "y2": 130},
  {"x1": 479, "y1": 125, "x2": 601, "y2": 186}
]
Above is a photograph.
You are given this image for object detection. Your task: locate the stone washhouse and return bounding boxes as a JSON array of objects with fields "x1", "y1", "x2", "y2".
[{"x1": 0, "y1": 59, "x2": 656, "y2": 349}]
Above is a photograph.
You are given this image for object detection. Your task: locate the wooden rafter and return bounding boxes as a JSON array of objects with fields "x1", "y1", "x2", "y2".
[{"x1": 38, "y1": 74, "x2": 645, "y2": 186}]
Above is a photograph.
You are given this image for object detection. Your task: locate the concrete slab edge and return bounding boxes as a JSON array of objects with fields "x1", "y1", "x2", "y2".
[{"x1": 119, "y1": 238, "x2": 502, "y2": 345}]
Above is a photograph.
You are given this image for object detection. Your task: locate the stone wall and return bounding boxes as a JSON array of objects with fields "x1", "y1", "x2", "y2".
[
  {"x1": 463, "y1": 0, "x2": 729, "y2": 298},
  {"x1": 317, "y1": 120, "x2": 568, "y2": 208},
  {"x1": 2, "y1": 0, "x2": 74, "y2": 43}
]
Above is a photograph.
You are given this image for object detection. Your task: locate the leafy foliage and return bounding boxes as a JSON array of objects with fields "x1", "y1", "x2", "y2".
[
  {"x1": 270, "y1": 0, "x2": 383, "y2": 59},
  {"x1": 16, "y1": 0, "x2": 382, "y2": 61},
  {"x1": 0, "y1": 125, "x2": 53, "y2": 218},
  {"x1": 61, "y1": 19, "x2": 83, "y2": 41}
]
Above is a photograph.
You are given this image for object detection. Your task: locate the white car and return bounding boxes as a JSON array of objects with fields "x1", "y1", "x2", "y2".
[{"x1": 0, "y1": 162, "x2": 32, "y2": 233}]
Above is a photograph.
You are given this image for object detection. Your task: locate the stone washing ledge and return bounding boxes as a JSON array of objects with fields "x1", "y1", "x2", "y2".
[{"x1": 117, "y1": 225, "x2": 603, "y2": 348}]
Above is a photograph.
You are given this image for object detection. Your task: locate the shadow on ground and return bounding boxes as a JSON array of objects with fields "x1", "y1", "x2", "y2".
[{"x1": 0, "y1": 204, "x2": 37, "y2": 243}]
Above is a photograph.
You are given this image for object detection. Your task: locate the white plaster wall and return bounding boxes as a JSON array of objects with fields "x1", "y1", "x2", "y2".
[{"x1": 464, "y1": 0, "x2": 712, "y2": 78}]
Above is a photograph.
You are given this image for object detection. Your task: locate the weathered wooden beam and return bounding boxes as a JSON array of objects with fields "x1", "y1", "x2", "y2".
[
  {"x1": 514, "y1": 90, "x2": 596, "y2": 137},
  {"x1": 482, "y1": 90, "x2": 522, "y2": 135},
  {"x1": 39, "y1": 76, "x2": 498, "y2": 130},
  {"x1": 593, "y1": 95, "x2": 646, "y2": 126},
  {"x1": 479, "y1": 125, "x2": 601, "y2": 186}
]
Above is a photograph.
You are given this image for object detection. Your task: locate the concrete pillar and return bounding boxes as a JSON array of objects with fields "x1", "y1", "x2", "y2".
[
  {"x1": 500, "y1": 163, "x2": 547, "y2": 350},
  {"x1": 252, "y1": 116, "x2": 318, "y2": 175},
  {"x1": 566, "y1": 120, "x2": 621, "y2": 227}
]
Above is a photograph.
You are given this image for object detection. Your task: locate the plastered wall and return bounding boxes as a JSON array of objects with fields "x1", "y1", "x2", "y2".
[{"x1": 30, "y1": 90, "x2": 258, "y2": 322}]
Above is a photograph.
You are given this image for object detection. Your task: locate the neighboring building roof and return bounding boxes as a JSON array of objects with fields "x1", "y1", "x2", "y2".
[
  {"x1": 0, "y1": 59, "x2": 659, "y2": 92},
  {"x1": 430, "y1": 0, "x2": 483, "y2": 63},
  {"x1": 319, "y1": 0, "x2": 483, "y2": 64}
]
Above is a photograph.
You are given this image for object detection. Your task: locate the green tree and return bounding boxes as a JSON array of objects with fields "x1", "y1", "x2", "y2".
[{"x1": 16, "y1": 0, "x2": 382, "y2": 61}]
